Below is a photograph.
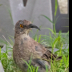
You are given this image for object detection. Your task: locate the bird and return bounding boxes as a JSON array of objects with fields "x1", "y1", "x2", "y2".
[
  {"x1": 23, "y1": 0, "x2": 28, "y2": 6},
  {"x1": 13, "y1": 20, "x2": 62, "y2": 72}
]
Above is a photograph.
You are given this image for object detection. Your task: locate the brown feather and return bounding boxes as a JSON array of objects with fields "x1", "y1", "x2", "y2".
[{"x1": 13, "y1": 20, "x2": 62, "y2": 72}]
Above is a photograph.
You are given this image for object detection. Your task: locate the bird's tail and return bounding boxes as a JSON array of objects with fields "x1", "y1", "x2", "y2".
[
  {"x1": 56, "y1": 56, "x2": 62, "y2": 61},
  {"x1": 42, "y1": 50, "x2": 62, "y2": 61}
]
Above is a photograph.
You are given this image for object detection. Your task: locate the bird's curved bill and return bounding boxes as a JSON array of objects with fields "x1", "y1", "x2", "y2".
[{"x1": 28, "y1": 24, "x2": 40, "y2": 30}]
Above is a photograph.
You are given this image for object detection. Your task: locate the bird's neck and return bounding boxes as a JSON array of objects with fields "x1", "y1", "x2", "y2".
[
  {"x1": 14, "y1": 33, "x2": 29, "y2": 39},
  {"x1": 20, "y1": 34, "x2": 29, "y2": 39}
]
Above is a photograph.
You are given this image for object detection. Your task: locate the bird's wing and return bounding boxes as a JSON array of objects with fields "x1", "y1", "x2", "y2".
[
  {"x1": 22, "y1": 38, "x2": 62, "y2": 71},
  {"x1": 30, "y1": 38, "x2": 62, "y2": 61},
  {"x1": 41, "y1": 49, "x2": 62, "y2": 61}
]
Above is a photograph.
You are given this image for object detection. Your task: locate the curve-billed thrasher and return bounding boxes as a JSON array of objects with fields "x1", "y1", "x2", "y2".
[{"x1": 13, "y1": 20, "x2": 62, "y2": 72}]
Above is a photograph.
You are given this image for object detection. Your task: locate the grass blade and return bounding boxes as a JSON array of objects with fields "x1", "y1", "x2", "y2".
[
  {"x1": 45, "y1": 65, "x2": 48, "y2": 72},
  {"x1": 54, "y1": 0, "x2": 58, "y2": 16},
  {"x1": 36, "y1": 67, "x2": 39, "y2": 72},
  {"x1": 38, "y1": 35, "x2": 41, "y2": 43},
  {"x1": 41, "y1": 14, "x2": 53, "y2": 24},
  {"x1": 46, "y1": 28, "x2": 55, "y2": 35},
  {"x1": 22, "y1": 59, "x2": 32, "y2": 72}
]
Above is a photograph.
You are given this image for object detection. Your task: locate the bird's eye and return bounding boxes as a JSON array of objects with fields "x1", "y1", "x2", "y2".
[{"x1": 20, "y1": 24, "x2": 23, "y2": 28}]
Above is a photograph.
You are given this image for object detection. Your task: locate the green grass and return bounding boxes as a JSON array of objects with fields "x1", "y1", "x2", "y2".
[{"x1": 0, "y1": 31, "x2": 69, "y2": 72}]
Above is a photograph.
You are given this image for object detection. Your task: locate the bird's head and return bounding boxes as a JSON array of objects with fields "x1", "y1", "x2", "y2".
[{"x1": 15, "y1": 20, "x2": 40, "y2": 35}]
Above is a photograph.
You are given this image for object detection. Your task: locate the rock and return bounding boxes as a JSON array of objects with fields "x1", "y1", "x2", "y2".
[{"x1": 0, "y1": 61, "x2": 4, "y2": 72}]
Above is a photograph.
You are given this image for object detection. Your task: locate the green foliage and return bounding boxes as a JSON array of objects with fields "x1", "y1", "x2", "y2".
[
  {"x1": 22, "y1": 58, "x2": 39, "y2": 72},
  {"x1": 0, "y1": 30, "x2": 69, "y2": 72}
]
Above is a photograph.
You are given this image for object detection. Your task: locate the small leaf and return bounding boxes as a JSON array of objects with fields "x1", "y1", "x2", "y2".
[
  {"x1": 63, "y1": 55, "x2": 66, "y2": 65},
  {"x1": 38, "y1": 35, "x2": 41, "y2": 43},
  {"x1": 34, "y1": 35, "x2": 38, "y2": 42},
  {"x1": 52, "y1": 36, "x2": 60, "y2": 50}
]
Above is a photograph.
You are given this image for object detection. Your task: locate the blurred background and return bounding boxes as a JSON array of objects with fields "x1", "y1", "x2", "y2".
[{"x1": 0, "y1": 0, "x2": 69, "y2": 42}]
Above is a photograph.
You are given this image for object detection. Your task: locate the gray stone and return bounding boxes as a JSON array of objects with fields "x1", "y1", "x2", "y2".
[{"x1": 0, "y1": 61, "x2": 4, "y2": 72}]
